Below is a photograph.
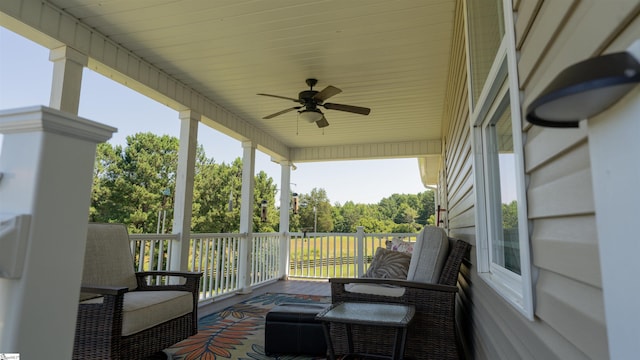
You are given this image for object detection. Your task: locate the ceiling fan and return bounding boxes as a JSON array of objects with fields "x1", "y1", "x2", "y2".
[{"x1": 257, "y1": 78, "x2": 371, "y2": 128}]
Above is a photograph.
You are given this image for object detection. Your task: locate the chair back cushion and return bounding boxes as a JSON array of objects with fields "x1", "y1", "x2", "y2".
[
  {"x1": 81, "y1": 223, "x2": 138, "y2": 299},
  {"x1": 406, "y1": 226, "x2": 449, "y2": 283}
]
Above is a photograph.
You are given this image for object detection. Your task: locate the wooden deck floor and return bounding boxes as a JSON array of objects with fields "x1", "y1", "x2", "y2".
[{"x1": 198, "y1": 279, "x2": 331, "y2": 318}]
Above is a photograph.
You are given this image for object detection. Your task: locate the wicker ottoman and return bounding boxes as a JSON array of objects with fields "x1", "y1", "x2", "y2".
[{"x1": 264, "y1": 303, "x2": 330, "y2": 356}]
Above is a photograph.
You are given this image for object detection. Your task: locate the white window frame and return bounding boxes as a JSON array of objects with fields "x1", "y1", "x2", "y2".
[{"x1": 465, "y1": 0, "x2": 535, "y2": 320}]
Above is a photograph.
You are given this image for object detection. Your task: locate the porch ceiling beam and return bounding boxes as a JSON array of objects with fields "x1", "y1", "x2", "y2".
[
  {"x1": 0, "y1": 0, "x2": 290, "y2": 160},
  {"x1": 289, "y1": 139, "x2": 442, "y2": 162}
]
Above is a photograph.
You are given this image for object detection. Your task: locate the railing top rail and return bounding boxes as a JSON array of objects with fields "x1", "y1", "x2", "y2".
[
  {"x1": 288, "y1": 232, "x2": 418, "y2": 237},
  {"x1": 129, "y1": 234, "x2": 179, "y2": 240},
  {"x1": 366, "y1": 233, "x2": 419, "y2": 237},
  {"x1": 289, "y1": 232, "x2": 354, "y2": 237},
  {"x1": 129, "y1": 232, "x2": 419, "y2": 239},
  {"x1": 188, "y1": 232, "x2": 244, "y2": 238},
  {"x1": 252, "y1": 232, "x2": 280, "y2": 237}
]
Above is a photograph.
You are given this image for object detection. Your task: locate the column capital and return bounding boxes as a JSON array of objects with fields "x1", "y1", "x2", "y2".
[
  {"x1": 276, "y1": 159, "x2": 294, "y2": 167},
  {"x1": 178, "y1": 109, "x2": 201, "y2": 121},
  {"x1": 0, "y1": 106, "x2": 115, "y2": 143},
  {"x1": 49, "y1": 46, "x2": 88, "y2": 67},
  {"x1": 242, "y1": 140, "x2": 255, "y2": 149}
]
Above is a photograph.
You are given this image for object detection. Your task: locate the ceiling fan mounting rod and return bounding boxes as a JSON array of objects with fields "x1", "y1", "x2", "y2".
[{"x1": 305, "y1": 78, "x2": 318, "y2": 89}]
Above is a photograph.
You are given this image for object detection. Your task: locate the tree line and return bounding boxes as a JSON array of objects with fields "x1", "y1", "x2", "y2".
[{"x1": 90, "y1": 133, "x2": 435, "y2": 234}]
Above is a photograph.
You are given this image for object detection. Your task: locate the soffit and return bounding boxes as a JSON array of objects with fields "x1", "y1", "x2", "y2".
[{"x1": 27, "y1": 0, "x2": 456, "y2": 160}]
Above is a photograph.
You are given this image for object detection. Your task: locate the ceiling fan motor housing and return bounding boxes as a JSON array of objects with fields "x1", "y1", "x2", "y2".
[{"x1": 299, "y1": 90, "x2": 320, "y2": 104}]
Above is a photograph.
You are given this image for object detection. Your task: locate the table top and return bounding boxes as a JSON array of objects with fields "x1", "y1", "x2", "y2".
[{"x1": 315, "y1": 302, "x2": 415, "y2": 327}]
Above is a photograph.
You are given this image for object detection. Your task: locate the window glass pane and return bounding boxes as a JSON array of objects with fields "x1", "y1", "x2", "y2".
[
  {"x1": 466, "y1": 0, "x2": 505, "y2": 108},
  {"x1": 487, "y1": 105, "x2": 520, "y2": 274}
]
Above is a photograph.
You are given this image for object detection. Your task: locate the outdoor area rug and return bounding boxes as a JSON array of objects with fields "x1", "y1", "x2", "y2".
[{"x1": 163, "y1": 293, "x2": 331, "y2": 360}]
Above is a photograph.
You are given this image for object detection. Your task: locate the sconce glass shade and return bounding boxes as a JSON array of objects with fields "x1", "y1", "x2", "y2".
[
  {"x1": 526, "y1": 51, "x2": 640, "y2": 128},
  {"x1": 299, "y1": 109, "x2": 324, "y2": 123}
]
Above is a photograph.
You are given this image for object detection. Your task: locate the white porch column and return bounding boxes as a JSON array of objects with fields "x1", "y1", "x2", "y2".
[
  {"x1": 49, "y1": 46, "x2": 87, "y2": 114},
  {"x1": 278, "y1": 162, "x2": 292, "y2": 278},
  {"x1": 170, "y1": 110, "x2": 200, "y2": 271},
  {"x1": 0, "y1": 106, "x2": 115, "y2": 359},
  {"x1": 588, "y1": 84, "x2": 640, "y2": 359},
  {"x1": 238, "y1": 141, "x2": 256, "y2": 293}
]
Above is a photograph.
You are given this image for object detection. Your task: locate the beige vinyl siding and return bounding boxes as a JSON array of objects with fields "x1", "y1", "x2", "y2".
[
  {"x1": 441, "y1": 0, "x2": 639, "y2": 359},
  {"x1": 441, "y1": 2, "x2": 474, "y2": 359},
  {"x1": 519, "y1": 0, "x2": 638, "y2": 357}
]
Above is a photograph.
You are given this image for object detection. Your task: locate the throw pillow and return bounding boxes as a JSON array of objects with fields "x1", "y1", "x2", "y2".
[
  {"x1": 387, "y1": 237, "x2": 414, "y2": 254},
  {"x1": 363, "y1": 247, "x2": 412, "y2": 279}
]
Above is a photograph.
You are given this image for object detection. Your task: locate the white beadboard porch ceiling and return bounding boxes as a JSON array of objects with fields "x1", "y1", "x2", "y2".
[{"x1": 13, "y1": 0, "x2": 457, "y2": 162}]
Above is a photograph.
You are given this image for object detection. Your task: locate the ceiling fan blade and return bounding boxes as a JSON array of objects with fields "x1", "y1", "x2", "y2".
[
  {"x1": 316, "y1": 117, "x2": 330, "y2": 128},
  {"x1": 263, "y1": 107, "x2": 300, "y2": 119},
  {"x1": 257, "y1": 93, "x2": 299, "y2": 102},
  {"x1": 313, "y1": 86, "x2": 342, "y2": 102},
  {"x1": 323, "y1": 102, "x2": 371, "y2": 115}
]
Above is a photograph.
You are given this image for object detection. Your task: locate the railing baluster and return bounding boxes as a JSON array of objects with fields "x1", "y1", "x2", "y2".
[
  {"x1": 208, "y1": 237, "x2": 214, "y2": 298},
  {"x1": 158, "y1": 239, "x2": 165, "y2": 273},
  {"x1": 137, "y1": 240, "x2": 145, "y2": 272},
  {"x1": 215, "y1": 237, "x2": 223, "y2": 297},
  {"x1": 228, "y1": 236, "x2": 234, "y2": 293},
  {"x1": 221, "y1": 236, "x2": 228, "y2": 294},
  {"x1": 202, "y1": 237, "x2": 210, "y2": 299}
]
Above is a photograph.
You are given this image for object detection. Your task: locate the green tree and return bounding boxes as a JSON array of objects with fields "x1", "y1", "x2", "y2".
[
  {"x1": 192, "y1": 157, "x2": 242, "y2": 233},
  {"x1": 377, "y1": 191, "x2": 434, "y2": 227},
  {"x1": 90, "y1": 133, "x2": 181, "y2": 233},
  {"x1": 416, "y1": 191, "x2": 435, "y2": 225},
  {"x1": 298, "y1": 188, "x2": 333, "y2": 232},
  {"x1": 90, "y1": 134, "x2": 280, "y2": 234},
  {"x1": 253, "y1": 170, "x2": 279, "y2": 232},
  {"x1": 332, "y1": 201, "x2": 360, "y2": 232},
  {"x1": 502, "y1": 200, "x2": 518, "y2": 229}
]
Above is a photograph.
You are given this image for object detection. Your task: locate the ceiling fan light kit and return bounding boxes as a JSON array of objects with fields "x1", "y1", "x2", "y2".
[
  {"x1": 258, "y1": 78, "x2": 371, "y2": 129},
  {"x1": 299, "y1": 109, "x2": 324, "y2": 123}
]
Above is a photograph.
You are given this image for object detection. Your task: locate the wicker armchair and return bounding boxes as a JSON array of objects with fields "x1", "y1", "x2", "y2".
[
  {"x1": 329, "y1": 228, "x2": 470, "y2": 360},
  {"x1": 73, "y1": 223, "x2": 202, "y2": 360}
]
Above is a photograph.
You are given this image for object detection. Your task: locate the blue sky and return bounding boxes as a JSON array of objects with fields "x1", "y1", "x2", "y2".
[{"x1": 0, "y1": 27, "x2": 428, "y2": 205}]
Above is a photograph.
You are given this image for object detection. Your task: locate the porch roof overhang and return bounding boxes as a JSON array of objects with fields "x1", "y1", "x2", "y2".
[{"x1": 0, "y1": 0, "x2": 455, "y2": 185}]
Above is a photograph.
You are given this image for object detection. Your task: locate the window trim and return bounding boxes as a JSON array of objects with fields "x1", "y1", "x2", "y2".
[{"x1": 466, "y1": 0, "x2": 535, "y2": 320}]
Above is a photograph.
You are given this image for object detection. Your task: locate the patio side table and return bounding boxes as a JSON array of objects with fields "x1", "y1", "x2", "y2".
[{"x1": 315, "y1": 302, "x2": 415, "y2": 360}]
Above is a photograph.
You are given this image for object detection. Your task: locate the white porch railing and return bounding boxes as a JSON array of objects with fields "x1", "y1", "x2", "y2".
[
  {"x1": 288, "y1": 230, "x2": 418, "y2": 278},
  {"x1": 129, "y1": 233, "x2": 175, "y2": 272},
  {"x1": 250, "y1": 232, "x2": 281, "y2": 286},
  {"x1": 188, "y1": 233, "x2": 241, "y2": 300},
  {"x1": 129, "y1": 230, "x2": 417, "y2": 303}
]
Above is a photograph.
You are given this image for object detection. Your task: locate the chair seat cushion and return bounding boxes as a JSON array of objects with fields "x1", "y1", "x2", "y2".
[
  {"x1": 344, "y1": 283, "x2": 406, "y2": 297},
  {"x1": 81, "y1": 290, "x2": 193, "y2": 336}
]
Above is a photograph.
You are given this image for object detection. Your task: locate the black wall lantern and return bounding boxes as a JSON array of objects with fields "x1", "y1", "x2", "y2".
[{"x1": 526, "y1": 47, "x2": 640, "y2": 128}]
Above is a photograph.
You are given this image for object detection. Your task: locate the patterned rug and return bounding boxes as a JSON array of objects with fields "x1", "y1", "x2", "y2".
[{"x1": 164, "y1": 293, "x2": 331, "y2": 360}]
